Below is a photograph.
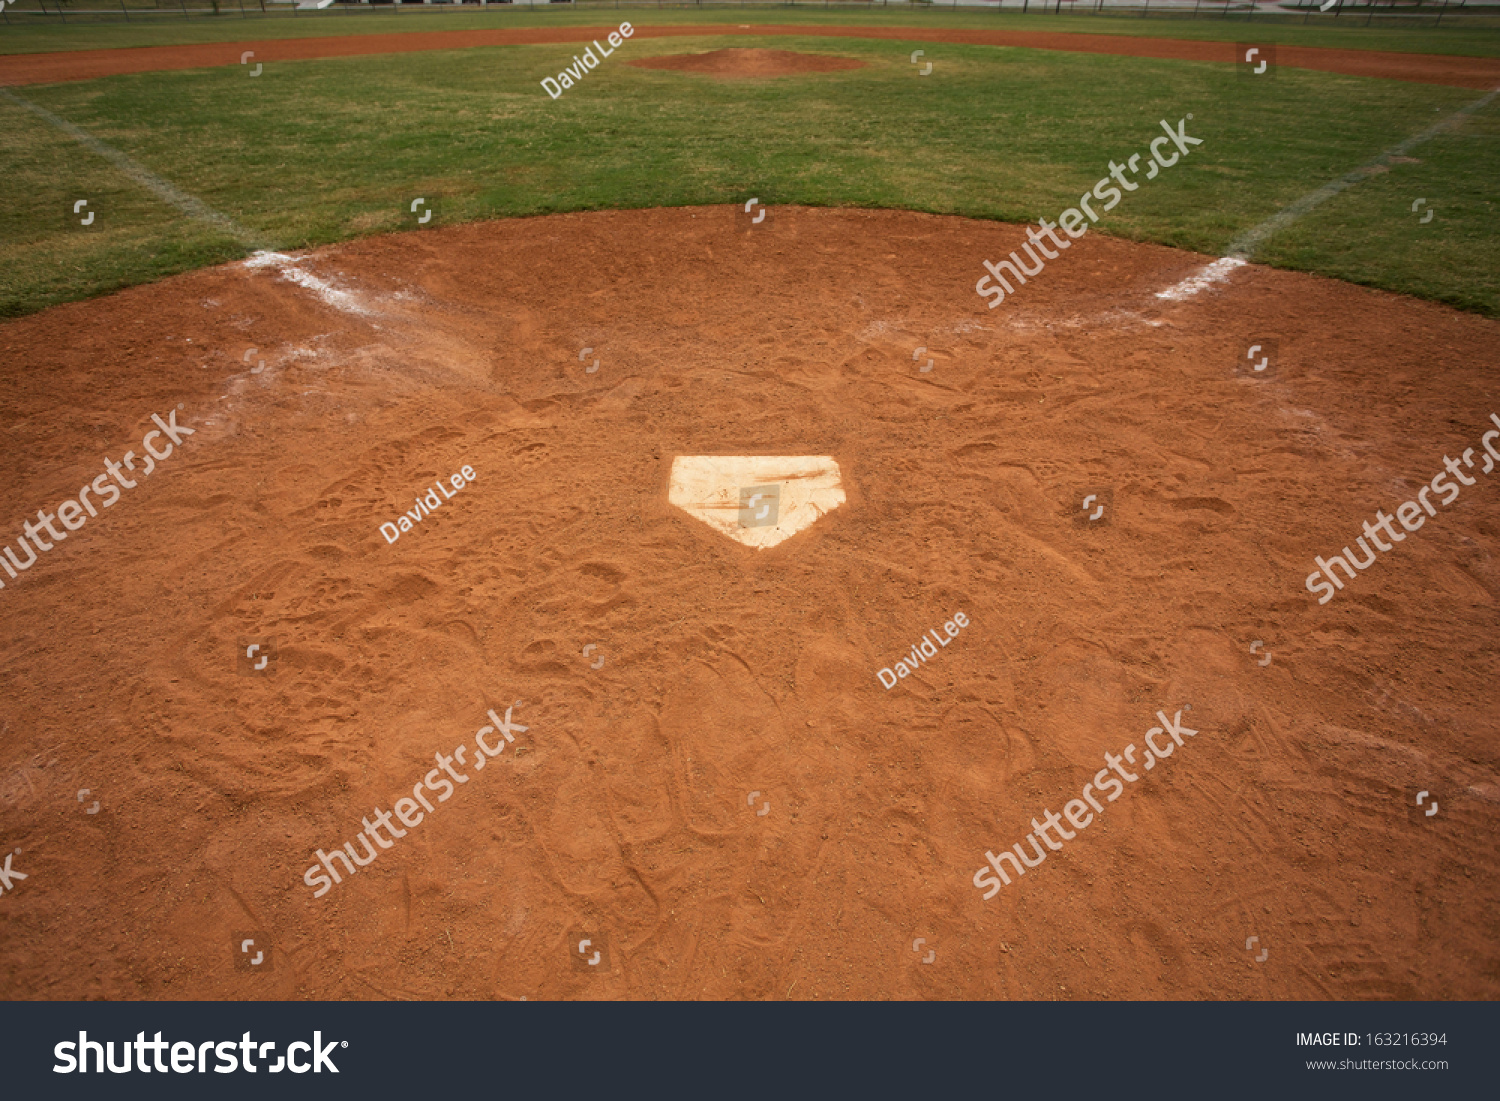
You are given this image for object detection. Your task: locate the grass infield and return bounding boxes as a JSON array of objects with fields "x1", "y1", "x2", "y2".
[{"x1": 1, "y1": 24, "x2": 1496, "y2": 318}]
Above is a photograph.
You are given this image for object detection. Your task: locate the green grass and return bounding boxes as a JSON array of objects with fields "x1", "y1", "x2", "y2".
[
  {"x1": 2, "y1": 5, "x2": 1499, "y2": 57},
  {"x1": 1253, "y1": 100, "x2": 1500, "y2": 312},
  {"x1": 1, "y1": 33, "x2": 1496, "y2": 318}
]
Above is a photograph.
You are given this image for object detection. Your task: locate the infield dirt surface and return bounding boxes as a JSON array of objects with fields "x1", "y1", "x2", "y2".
[{"x1": 1, "y1": 206, "x2": 1496, "y2": 1000}]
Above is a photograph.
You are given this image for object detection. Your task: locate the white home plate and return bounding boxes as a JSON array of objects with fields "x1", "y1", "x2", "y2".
[{"x1": 668, "y1": 456, "x2": 846, "y2": 548}]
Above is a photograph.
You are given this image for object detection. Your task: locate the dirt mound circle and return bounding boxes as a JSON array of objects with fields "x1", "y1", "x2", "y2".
[{"x1": 626, "y1": 47, "x2": 867, "y2": 79}]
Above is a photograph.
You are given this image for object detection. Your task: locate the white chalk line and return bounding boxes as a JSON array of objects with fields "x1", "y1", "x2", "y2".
[
  {"x1": 1155, "y1": 256, "x2": 1247, "y2": 302},
  {"x1": 2, "y1": 86, "x2": 262, "y2": 249},
  {"x1": 1156, "y1": 85, "x2": 1500, "y2": 302},
  {"x1": 243, "y1": 250, "x2": 378, "y2": 318},
  {"x1": 2, "y1": 87, "x2": 377, "y2": 320}
]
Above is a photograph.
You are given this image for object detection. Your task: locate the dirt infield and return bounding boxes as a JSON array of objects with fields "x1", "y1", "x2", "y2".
[
  {"x1": 3, "y1": 24, "x2": 1498, "y2": 88},
  {"x1": 627, "y1": 47, "x2": 868, "y2": 79},
  {"x1": 0, "y1": 207, "x2": 1496, "y2": 1000}
]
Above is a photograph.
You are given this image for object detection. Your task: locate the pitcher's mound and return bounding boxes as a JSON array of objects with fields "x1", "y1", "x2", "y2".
[{"x1": 627, "y1": 47, "x2": 868, "y2": 78}]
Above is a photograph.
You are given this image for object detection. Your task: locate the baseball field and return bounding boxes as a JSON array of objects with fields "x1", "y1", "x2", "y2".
[{"x1": 0, "y1": 3, "x2": 1497, "y2": 1003}]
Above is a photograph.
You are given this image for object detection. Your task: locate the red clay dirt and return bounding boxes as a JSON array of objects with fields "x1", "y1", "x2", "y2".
[
  {"x1": 0, "y1": 207, "x2": 1496, "y2": 1001},
  {"x1": 2, "y1": 24, "x2": 1497, "y2": 88},
  {"x1": 627, "y1": 46, "x2": 868, "y2": 79}
]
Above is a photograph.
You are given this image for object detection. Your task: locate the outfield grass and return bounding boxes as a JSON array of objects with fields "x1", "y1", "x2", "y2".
[
  {"x1": 1, "y1": 32, "x2": 1496, "y2": 318},
  {"x1": 2, "y1": 6, "x2": 1499, "y2": 57}
]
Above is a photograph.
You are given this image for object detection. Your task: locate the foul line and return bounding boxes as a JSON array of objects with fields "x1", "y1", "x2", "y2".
[
  {"x1": 1, "y1": 85, "x2": 264, "y2": 250},
  {"x1": 1157, "y1": 85, "x2": 1500, "y2": 301},
  {"x1": 1, "y1": 87, "x2": 383, "y2": 318}
]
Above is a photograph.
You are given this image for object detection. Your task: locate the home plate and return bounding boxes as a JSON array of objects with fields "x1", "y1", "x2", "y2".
[{"x1": 668, "y1": 456, "x2": 846, "y2": 548}]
